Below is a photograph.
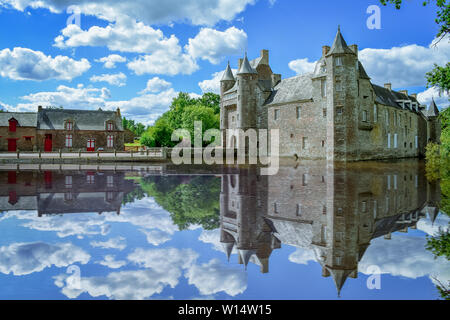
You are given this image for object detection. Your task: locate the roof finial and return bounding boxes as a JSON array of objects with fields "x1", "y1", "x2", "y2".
[{"x1": 338, "y1": 25, "x2": 341, "y2": 32}]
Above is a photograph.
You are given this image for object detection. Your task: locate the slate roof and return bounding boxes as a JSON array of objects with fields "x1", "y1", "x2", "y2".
[
  {"x1": 37, "y1": 108, "x2": 123, "y2": 131},
  {"x1": 221, "y1": 62, "x2": 235, "y2": 81},
  {"x1": 358, "y1": 62, "x2": 370, "y2": 80},
  {"x1": 0, "y1": 112, "x2": 38, "y2": 127},
  {"x1": 372, "y1": 84, "x2": 419, "y2": 112},
  {"x1": 327, "y1": 27, "x2": 355, "y2": 56},
  {"x1": 264, "y1": 74, "x2": 313, "y2": 106},
  {"x1": 424, "y1": 98, "x2": 440, "y2": 118},
  {"x1": 237, "y1": 54, "x2": 257, "y2": 75}
]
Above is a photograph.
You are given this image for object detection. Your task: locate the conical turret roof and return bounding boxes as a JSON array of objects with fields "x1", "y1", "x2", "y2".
[
  {"x1": 222, "y1": 242, "x2": 235, "y2": 261},
  {"x1": 427, "y1": 98, "x2": 440, "y2": 118},
  {"x1": 221, "y1": 61, "x2": 235, "y2": 81},
  {"x1": 327, "y1": 26, "x2": 355, "y2": 56},
  {"x1": 237, "y1": 53, "x2": 257, "y2": 75}
]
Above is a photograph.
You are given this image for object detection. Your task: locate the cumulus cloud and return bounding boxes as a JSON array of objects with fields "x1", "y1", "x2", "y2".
[
  {"x1": 198, "y1": 68, "x2": 237, "y2": 94},
  {"x1": 96, "y1": 54, "x2": 127, "y2": 69},
  {"x1": 139, "y1": 77, "x2": 172, "y2": 94},
  {"x1": 358, "y1": 37, "x2": 450, "y2": 88},
  {"x1": 288, "y1": 58, "x2": 316, "y2": 75},
  {"x1": 90, "y1": 236, "x2": 127, "y2": 251},
  {"x1": 0, "y1": 0, "x2": 256, "y2": 26},
  {"x1": 139, "y1": 229, "x2": 172, "y2": 246},
  {"x1": 127, "y1": 50, "x2": 198, "y2": 76},
  {"x1": 417, "y1": 87, "x2": 449, "y2": 109},
  {"x1": 0, "y1": 242, "x2": 90, "y2": 276},
  {"x1": 185, "y1": 259, "x2": 247, "y2": 296},
  {"x1": 90, "y1": 72, "x2": 127, "y2": 87},
  {"x1": 288, "y1": 247, "x2": 317, "y2": 265},
  {"x1": 0, "y1": 47, "x2": 90, "y2": 81},
  {"x1": 96, "y1": 255, "x2": 127, "y2": 269},
  {"x1": 198, "y1": 229, "x2": 237, "y2": 255},
  {"x1": 186, "y1": 27, "x2": 247, "y2": 64}
]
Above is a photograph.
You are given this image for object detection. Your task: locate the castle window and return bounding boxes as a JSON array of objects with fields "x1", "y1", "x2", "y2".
[
  {"x1": 274, "y1": 109, "x2": 280, "y2": 120},
  {"x1": 321, "y1": 79, "x2": 327, "y2": 97},
  {"x1": 394, "y1": 133, "x2": 398, "y2": 148},
  {"x1": 323, "y1": 205, "x2": 327, "y2": 214},
  {"x1": 107, "y1": 122, "x2": 114, "y2": 131},
  {"x1": 387, "y1": 133, "x2": 391, "y2": 149},
  {"x1": 87, "y1": 173, "x2": 95, "y2": 184},
  {"x1": 362, "y1": 110, "x2": 368, "y2": 122},
  {"x1": 66, "y1": 121, "x2": 73, "y2": 131},
  {"x1": 302, "y1": 173, "x2": 308, "y2": 186},
  {"x1": 65, "y1": 176, "x2": 72, "y2": 188},
  {"x1": 323, "y1": 108, "x2": 327, "y2": 118},
  {"x1": 8, "y1": 119, "x2": 17, "y2": 132},
  {"x1": 107, "y1": 135, "x2": 114, "y2": 148},
  {"x1": 321, "y1": 140, "x2": 325, "y2": 148},
  {"x1": 296, "y1": 106, "x2": 301, "y2": 119},
  {"x1": 335, "y1": 57, "x2": 342, "y2": 66},
  {"x1": 385, "y1": 110, "x2": 389, "y2": 126},
  {"x1": 415, "y1": 136, "x2": 418, "y2": 149},
  {"x1": 374, "y1": 105, "x2": 378, "y2": 123},
  {"x1": 362, "y1": 201, "x2": 367, "y2": 212},
  {"x1": 65, "y1": 134, "x2": 73, "y2": 148},
  {"x1": 296, "y1": 204, "x2": 302, "y2": 216},
  {"x1": 302, "y1": 137, "x2": 308, "y2": 149},
  {"x1": 336, "y1": 107, "x2": 343, "y2": 115},
  {"x1": 335, "y1": 79, "x2": 342, "y2": 92},
  {"x1": 273, "y1": 203, "x2": 278, "y2": 214},
  {"x1": 394, "y1": 112, "x2": 397, "y2": 126}
]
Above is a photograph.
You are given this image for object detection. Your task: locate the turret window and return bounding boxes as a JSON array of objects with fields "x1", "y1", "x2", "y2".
[
  {"x1": 335, "y1": 57, "x2": 342, "y2": 66},
  {"x1": 274, "y1": 109, "x2": 280, "y2": 120},
  {"x1": 362, "y1": 110, "x2": 368, "y2": 122},
  {"x1": 296, "y1": 106, "x2": 301, "y2": 119},
  {"x1": 321, "y1": 79, "x2": 327, "y2": 97}
]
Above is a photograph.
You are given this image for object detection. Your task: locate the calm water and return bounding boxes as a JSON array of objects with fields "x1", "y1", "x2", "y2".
[{"x1": 0, "y1": 160, "x2": 448, "y2": 300}]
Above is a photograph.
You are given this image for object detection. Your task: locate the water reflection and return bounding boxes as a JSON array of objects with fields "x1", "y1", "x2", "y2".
[
  {"x1": 0, "y1": 161, "x2": 447, "y2": 299},
  {"x1": 219, "y1": 161, "x2": 442, "y2": 296}
]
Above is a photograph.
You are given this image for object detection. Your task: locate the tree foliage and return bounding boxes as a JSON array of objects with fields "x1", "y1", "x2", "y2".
[
  {"x1": 140, "y1": 92, "x2": 220, "y2": 148},
  {"x1": 122, "y1": 117, "x2": 147, "y2": 137}
]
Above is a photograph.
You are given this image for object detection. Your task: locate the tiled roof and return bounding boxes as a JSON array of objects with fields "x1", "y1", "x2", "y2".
[
  {"x1": 0, "y1": 112, "x2": 38, "y2": 127},
  {"x1": 264, "y1": 74, "x2": 313, "y2": 106}
]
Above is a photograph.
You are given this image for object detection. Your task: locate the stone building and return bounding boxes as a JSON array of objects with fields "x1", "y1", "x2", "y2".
[
  {"x1": 220, "y1": 27, "x2": 442, "y2": 161},
  {"x1": 219, "y1": 160, "x2": 441, "y2": 295},
  {"x1": 0, "y1": 106, "x2": 124, "y2": 152}
]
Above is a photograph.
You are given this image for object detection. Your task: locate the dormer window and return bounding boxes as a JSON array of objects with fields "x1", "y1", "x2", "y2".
[
  {"x1": 65, "y1": 121, "x2": 73, "y2": 131},
  {"x1": 107, "y1": 122, "x2": 114, "y2": 131},
  {"x1": 9, "y1": 119, "x2": 17, "y2": 132}
]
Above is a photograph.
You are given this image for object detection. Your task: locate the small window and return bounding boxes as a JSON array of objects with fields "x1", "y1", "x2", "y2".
[
  {"x1": 302, "y1": 173, "x2": 308, "y2": 186},
  {"x1": 87, "y1": 173, "x2": 95, "y2": 184},
  {"x1": 335, "y1": 80, "x2": 342, "y2": 92},
  {"x1": 107, "y1": 135, "x2": 114, "y2": 148},
  {"x1": 323, "y1": 108, "x2": 327, "y2": 118},
  {"x1": 296, "y1": 204, "x2": 302, "y2": 217},
  {"x1": 321, "y1": 79, "x2": 327, "y2": 97},
  {"x1": 387, "y1": 133, "x2": 391, "y2": 149},
  {"x1": 374, "y1": 105, "x2": 378, "y2": 123},
  {"x1": 107, "y1": 122, "x2": 114, "y2": 131},
  {"x1": 66, "y1": 121, "x2": 73, "y2": 130},
  {"x1": 107, "y1": 175, "x2": 114, "y2": 188},
  {"x1": 65, "y1": 134, "x2": 73, "y2": 148},
  {"x1": 65, "y1": 176, "x2": 72, "y2": 188},
  {"x1": 274, "y1": 109, "x2": 280, "y2": 120},
  {"x1": 321, "y1": 140, "x2": 325, "y2": 148},
  {"x1": 394, "y1": 134, "x2": 398, "y2": 148},
  {"x1": 336, "y1": 107, "x2": 343, "y2": 115},
  {"x1": 335, "y1": 57, "x2": 342, "y2": 66},
  {"x1": 302, "y1": 137, "x2": 308, "y2": 149},
  {"x1": 362, "y1": 110, "x2": 368, "y2": 122},
  {"x1": 296, "y1": 106, "x2": 301, "y2": 119}
]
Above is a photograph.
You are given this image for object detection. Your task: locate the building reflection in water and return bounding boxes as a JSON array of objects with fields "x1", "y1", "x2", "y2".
[
  {"x1": 0, "y1": 161, "x2": 442, "y2": 297},
  {"x1": 219, "y1": 160, "x2": 441, "y2": 295},
  {"x1": 0, "y1": 170, "x2": 137, "y2": 217}
]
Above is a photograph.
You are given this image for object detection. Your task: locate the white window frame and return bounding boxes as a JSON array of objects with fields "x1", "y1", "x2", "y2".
[
  {"x1": 65, "y1": 134, "x2": 73, "y2": 148},
  {"x1": 274, "y1": 109, "x2": 280, "y2": 121},
  {"x1": 107, "y1": 135, "x2": 114, "y2": 148},
  {"x1": 387, "y1": 133, "x2": 391, "y2": 149},
  {"x1": 394, "y1": 133, "x2": 398, "y2": 148}
]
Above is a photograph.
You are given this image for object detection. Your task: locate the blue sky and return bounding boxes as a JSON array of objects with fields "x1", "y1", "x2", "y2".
[{"x1": 0, "y1": 0, "x2": 448, "y2": 125}]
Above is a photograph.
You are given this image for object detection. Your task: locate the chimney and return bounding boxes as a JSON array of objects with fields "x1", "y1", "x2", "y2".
[
  {"x1": 399, "y1": 90, "x2": 408, "y2": 97},
  {"x1": 322, "y1": 267, "x2": 330, "y2": 277},
  {"x1": 410, "y1": 93, "x2": 417, "y2": 99},
  {"x1": 116, "y1": 107, "x2": 121, "y2": 117},
  {"x1": 238, "y1": 58, "x2": 243, "y2": 70},
  {"x1": 271, "y1": 73, "x2": 281, "y2": 87},
  {"x1": 260, "y1": 49, "x2": 269, "y2": 64},
  {"x1": 38, "y1": 105, "x2": 43, "y2": 112},
  {"x1": 322, "y1": 45, "x2": 330, "y2": 56},
  {"x1": 349, "y1": 44, "x2": 358, "y2": 57},
  {"x1": 384, "y1": 83, "x2": 392, "y2": 91}
]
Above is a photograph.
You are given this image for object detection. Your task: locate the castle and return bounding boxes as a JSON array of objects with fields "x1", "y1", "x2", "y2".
[{"x1": 220, "y1": 27, "x2": 441, "y2": 161}]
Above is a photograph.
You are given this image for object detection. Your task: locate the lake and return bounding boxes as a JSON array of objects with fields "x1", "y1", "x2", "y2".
[{"x1": 0, "y1": 159, "x2": 448, "y2": 300}]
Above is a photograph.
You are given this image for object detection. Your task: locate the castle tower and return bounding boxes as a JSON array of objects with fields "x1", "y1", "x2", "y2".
[
  {"x1": 236, "y1": 53, "x2": 258, "y2": 130},
  {"x1": 426, "y1": 98, "x2": 441, "y2": 143},
  {"x1": 220, "y1": 62, "x2": 236, "y2": 146},
  {"x1": 325, "y1": 27, "x2": 359, "y2": 161}
]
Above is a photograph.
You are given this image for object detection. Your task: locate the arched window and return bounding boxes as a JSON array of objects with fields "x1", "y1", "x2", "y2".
[{"x1": 9, "y1": 118, "x2": 17, "y2": 132}]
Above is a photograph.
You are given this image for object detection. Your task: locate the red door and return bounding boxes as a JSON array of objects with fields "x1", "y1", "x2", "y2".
[
  {"x1": 44, "y1": 134, "x2": 52, "y2": 152},
  {"x1": 7, "y1": 139, "x2": 17, "y2": 152},
  {"x1": 87, "y1": 139, "x2": 95, "y2": 152}
]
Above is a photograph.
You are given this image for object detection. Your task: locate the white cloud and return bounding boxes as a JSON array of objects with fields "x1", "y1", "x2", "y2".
[
  {"x1": 358, "y1": 37, "x2": 450, "y2": 88},
  {"x1": 96, "y1": 54, "x2": 127, "y2": 69},
  {"x1": 288, "y1": 247, "x2": 317, "y2": 265},
  {"x1": 90, "y1": 72, "x2": 127, "y2": 87},
  {"x1": 0, "y1": 100, "x2": 13, "y2": 110},
  {"x1": 96, "y1": 255, "x2": 127, "y2": 269},
  {"x1": 198, "y1": 229, "x2": 237, "y2": 255},
  {"x1": 198, "y1": 68, "x2": 237, "y2": 94},
  {"x1": 139, "y1": 77, "x2": 172, "y2": 94},
  {"x1": 0, "y1": 47, "x2": 90, "y2": 81},
  {"x1": 127, "y1": 247, "x2": 198, "y2": 271},
  {"x1": 90, "y1": 236, "x2": 127, "y2": 251},
  {"x1": 127, "y1": 50, "x2": 198, "y2": 76},
  {"x1": 288, "y1": 58, "x2": 316, "y2": 75},
  {"x1": 139, "y1": 229, "x2": 172, "y2": 246},
  {"x1": 185, "y1": 259, "x2": 247, "y2": 296},
  {"x1": 417, "y1": 87, "x2": 449, "y2": 109},
  {"x1": 186, "y1": 27, "x2": 247, "y2": 64},
  {"x1": 0, "y1": 0, "x2": 256, "y2": 26},
  {"x1": 0, "y1": 242, "x2": 90, "y2": 276},
  {"x1": 359, "y1": 234, "x2": 450, "y2": 288}
]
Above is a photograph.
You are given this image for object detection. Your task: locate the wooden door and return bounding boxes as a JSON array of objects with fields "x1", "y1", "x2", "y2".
[
  {"x1": 44, "y1": 134, "x2": 52, "y2": 152},
  {"x1": 7, "y1": 139, "x2": 17, "y2": 152}
]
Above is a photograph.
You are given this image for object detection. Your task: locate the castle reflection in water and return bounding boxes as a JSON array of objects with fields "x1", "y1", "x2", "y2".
[{"x1": 0, "y1": 160, "x2": 442, "y2": 296}]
